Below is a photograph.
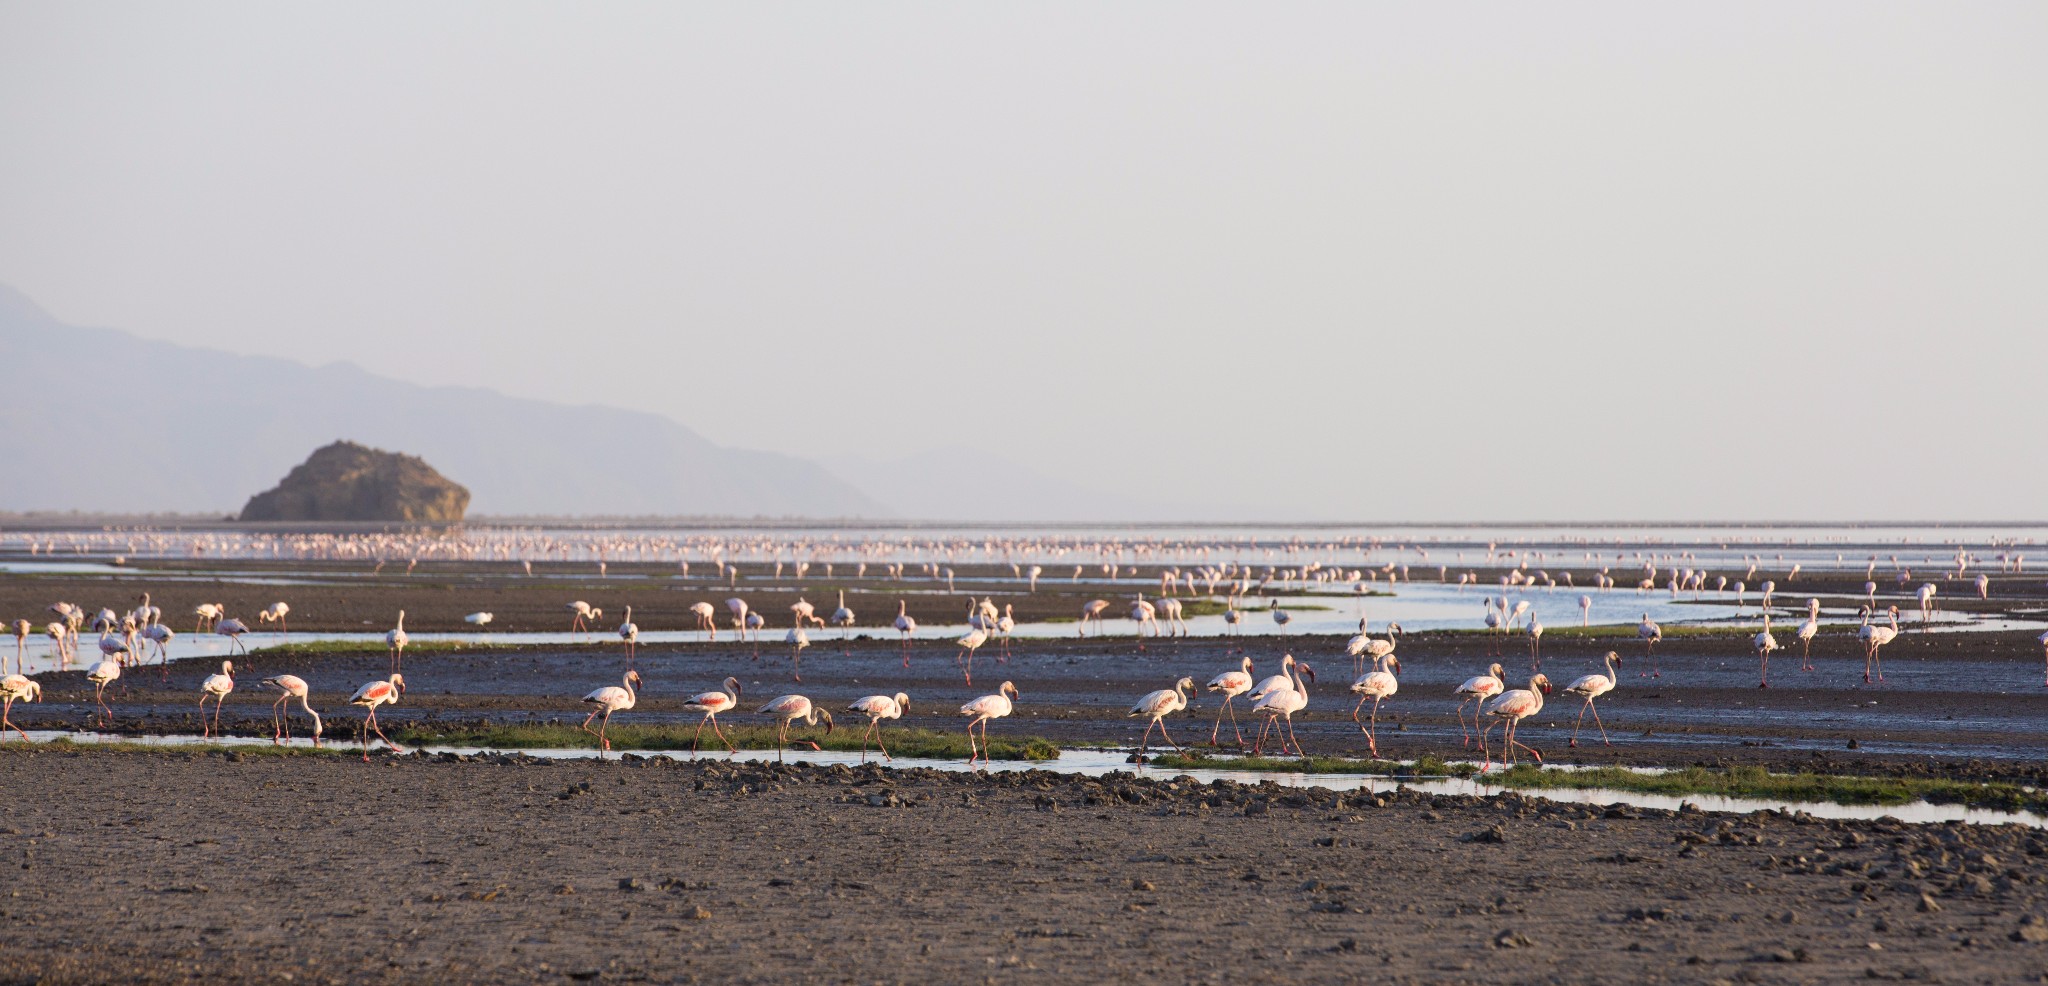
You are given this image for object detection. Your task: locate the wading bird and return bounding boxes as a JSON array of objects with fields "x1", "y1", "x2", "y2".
[
  {"x1": 1637, "y1": 614, "x2": 1662, "y2": 677},
  {"x1": 84, "y1": 658, "x2": 120, "y2": 726},
  {"x1": 845, "y1": 692, "x2": 908, "y2": 762},
  {"x1": 683, "y1": 677, "x2": 742, "y2": 755},
  {"x1": 786, "y1": 625, "x2": 810, "y2": 681},
  {"x1": 959, "y1": 680, "x2": 1019, "y2": 768},
  {"x1": 567, "y1": 601, "x2": 599, "y2": 634},
  {"x1": 385, "y1": 611, "x2": 408, "y2": 673},
  {"x1": 8, "y1": 619, "x2": 28, "y2": 675},
  {"x1": 893, "y1": 601, "x2": 917, "y2": 667},
  {"x1": 1127, "y1": 677, "x2": 1194, "y2": 756},
  {"x1": 348, "y1": 674, "x2": 406, "y2": 760},
  {"x1": 258, "y1": 601, "x2": 291, "y2": 636},
  {"x1": 690, "y1": 601, "x2": 718, "y2": 640},
  {"x1": 1796, "y1": 598, "x2": 1820, "y2": 671},
  {"x1": 1561, "y1": 653, "x2": 1619, "y2": 747},
  {"x1": 1079, "y1": 599, "x2": 1110, "y2": 637},
  {"x1": 193, "y1": 603, "x2": 224, "y2": 633},
  {"x1": 1753, "y1": 611, "x2": 1780, "y2": 687},
  {"x1": 1250, "y1": 655, "x2": 1310, "y2": 757},
  {"x1": 0, "y1": 674, "x2": 39, "y2": 741},
  {"x1": 199, "y1": 661, "x2": 235, "y2": 738},
  {"x1": 831, "y1": 591, "x2": 856, "y2": 652},
  {"x1": 1348, "y1": 652, "x2": 1400, "y2": 759},
  {"x1": 260, "y1": 674, "x2": 322, "y2": 746},
  {"x1": 756, "y1": 694, "x2": 832, "y2": 762},
  {"x1": 1481, "y1": 673, "x2": 1551, "y2": 769},
  {"x1": 464, "y1": 612, "x2": 493, "y2": 630},
  {"x1": 1205, "y1": 656, "x2": 1255, "y2": 747},
  {"x1": 215, "y1": 616, "x2": 250, "y2": 656},
  {"x1": 617, "y1": 607, "x2": 639, "y2": 667},
  {"x1": 1453, "y1": 663, "x2": 1506, "y2": 750},
  {"x1": 954, "y1": 626, "x2": 988, "y2": 684},
  {"x1": 580, "y1": 670, "x2": 641, "y2": 752},
  {"x1": 1858, "y1": 605, "x2": 1900, "y2": 683}
]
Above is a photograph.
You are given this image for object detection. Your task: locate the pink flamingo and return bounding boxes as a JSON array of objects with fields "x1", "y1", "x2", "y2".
[
  {"x1": 260, "y1": 674, "x2": 322, "y2": 745},
  {"x1": 845, "y1": 692, "x2": 909, "y2": 762},
  {"x1": 756, "y1": 694, "x2": 832, "y2": 763},
  {"x1": 683, "y1": 677, "x2": 742, "y2": 754},
  {"x1": 1480, "y1": 673, "x2": 1551, "y2": 769},
  {"x1": 1127, "y1": 677, "x2": 1194, "y2": 755},
  {"x1": 347, "y1": 674, "x2": 406, "y2": 760},
  {"x1": 1561, "y1": 653, "x2": 1619, "y2": 747}
]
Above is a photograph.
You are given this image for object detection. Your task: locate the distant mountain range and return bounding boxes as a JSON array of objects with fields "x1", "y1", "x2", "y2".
[
  {"x1": 0, "y1": 285, "x2": 887, "y2": 518},
  {"x1": 0, "y1": 284, "x2": 1229, "y2": 521}
]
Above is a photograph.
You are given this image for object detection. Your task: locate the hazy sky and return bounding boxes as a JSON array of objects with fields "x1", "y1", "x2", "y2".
[{"x1": 3, "y1": 2, "x2": 2044, "y2": 520}]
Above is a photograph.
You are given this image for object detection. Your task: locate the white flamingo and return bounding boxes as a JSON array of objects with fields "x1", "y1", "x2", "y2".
[
  {"x1": 0, "y1": 674, "x2": 40, "y2": 741},
  {"x1": 683, "y1": 677, "x2": 742, "y2": 755},
  {"x1": 1480, "y1": 673, "x2": 1551, "y2": 769},
  {"x1": 1561, "y1": 652, "x2": 1619, "y2": 748},
  {"x1": 959, "y1": 681, "x2": 1019, "y2": 768},
  {"x1": 690, "y1": 601, "x2": 718, "y2": 640},
  {"x1": 199, "y1": 660, "x2": 235, "y2": 738},
  {"x1": 1858, "y1": 604, "x2": 1900, "y2": 683},
  {"x1": 1127, "y1": 677, "x2": 1194, "y2": 756},
  {"x1": 85, "y1": 658, "x2": 120, "y2": 726},
  {"x1": 1753, "y1": 611, "x2": 1780, "y2": 687},
  {"x1": 580, "y1": 670, "x2": 642, "y2": 752},
  {"x1": 1347, "y1": 652, "x2": 1400, "y2": 759},
  {"x1": 845, "y1": 692, "x2": 909, "y2": 761},
  {"x1": 893, "y1": 600, "x2": 917, "y2": 667},
  {"x1": 385, "y1": 611, "x2": 408, "y2": 673},
  {"x1": 1204, "y1": 656, "x2": 1255, "y2": 747},
  {"x1": 1250, "y1": 656, "x2": 1309, "y2": 757},
  {"x1": 756, "y1": 694, "x2": 833, "y2": 762},
  {"x1": 1637, "y1": 614, "x2": 1662, "y2": 677},
  {"x1": 260, "y1": 674, "x2": 322, "y2": 746},
  {"x1": 1452, "y1": 662, "x2": 1506, "y2": 751},
  {"x1": 1795, "y1": 598, "x2": 1820, "y2": 671}
]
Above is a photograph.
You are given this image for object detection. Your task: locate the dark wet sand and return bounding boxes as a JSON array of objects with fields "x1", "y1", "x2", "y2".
[{"x1": 2, "y1": 748, "x2": 2045, "y2": 985}]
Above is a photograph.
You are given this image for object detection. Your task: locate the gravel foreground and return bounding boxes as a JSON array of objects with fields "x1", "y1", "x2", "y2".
[{"x1": 2, "y1": 749, "x2": 2046, "y2": 985}]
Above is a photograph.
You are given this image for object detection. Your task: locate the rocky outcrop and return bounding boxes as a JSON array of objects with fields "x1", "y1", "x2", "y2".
[{"x1": 240, "y1": 441, "x2": 470, "y2": 522}]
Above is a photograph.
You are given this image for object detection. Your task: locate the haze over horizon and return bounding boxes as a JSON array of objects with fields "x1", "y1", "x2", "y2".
[{"x1": 3, "y1": 2, "x2": 2044, "y2": 521}]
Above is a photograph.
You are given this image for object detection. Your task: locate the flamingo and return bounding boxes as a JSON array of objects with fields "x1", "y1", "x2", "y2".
[
  {"x1": 43, "y1": 622, "x2": 69, "y2": 666},
  {"x1": 1269, "y1": 599, "x2": 1292, "y2": 641},
  {"x1": 1453, "y1": 663, "x2": 1507, "y2": 750},
  {"x1": 1205, "y1": 656, "x2": 1255, "y2": 747},
  {"x1": 8, "y1": 619, "x2": 28, "y2": 675},
  {"x1": 132, "y1": 592, "x2": 160, "y2": 627},
  {"x1": 1480, "y1": 673, "x2": 1552, "y2": 769},
  {"x1": 348, "y1": 674, "x2": 406, "y2": 760},
  {"x1": 385, "y1": 611, "x2": 408, "y2": 673},
  {"x1": 96, "y1": 628, "x2": 131, "y2": 669},
  {"x1": 683, "y1": 677, "x2": 743, "y2": 754},
  {"x1": 830, "y1": 591, "x2": 856, "y2": 653},
  {"x1": 260, "y1": 674, "x2": 322, "y2": 745},
  {"x1": 1079, "y1": 599, "x2": 1110, "y2": 637},
  {"x1": 786, "y1": 625, "x2": 811, "y2": 681},
  {"x1": 199, "y1": 660, "x2": 235, "y2": 738},
  {"x1": 1222, "y1": 599, "x2": 1245, "y2": 654},
  {"x1": 845, "y1": 692, "x2": 909, "y2": 761},
  {"x1": 959, "y1": 680, "x2": 1019, "y2": 767},
  {"x1": 1796, "y1": 598, "x2": 1820, "y2": 671},
  {"x1": 954, "y1": 626, "x2": 988, "y2": 684},
  {"x1": 1916, "y1": 583, "x2": 1937, "y2": 625},
  {"x1": 893, "y1": 601, "x2": 918, "y2": 667},
  {"x1": 1250, "y1": 656, "x2": 1309, "y2": 757},
  {"x1": 756, "y1": 694, "x2": 832, "y2": 762},
  {"x1": 1753, "y1": 610, "x2": 1780, "y2": 687},
  {"x1": 567, "y1": 601, "x2": 598, "y2": 634},
  {"x1": 1561, "y1": 652, "x2": 1620, "y2": 748},
  {"x1": 464, "y1": 612, "x2": 494, "y2": 630},
  {"x1": 1526, "y1": 613, "x2": 1544, "y2": 671},
  {"x1": 193, "y1": 602, "x2": 223, "y2": 633},
  {"x1": 1348, "y1": 652, "x2": 1400, "y2": 759},
  {"x1": 1127, "y1": 677, "x2": 1194, "y2": 756},
  {"x1": 1155, "y1": 597, "x2": 1187, "y2": 638},
  {"x1": 691, "y1": 601, "x2": 719, "y2": 640},
  {"x1": 617, "y1": 606, "x2": 639, "y2": 667},
  {"x1": 580, "y1": 670, "x2": 642, "y2": 752},
  {"x1": 1344, "y1": 619, "x2": 1373, "y2": 676},
  {"x1": 84, "y1": 658, "x2": 120, "y2": 726},
  {"x1": 1858, "y1": 605, "x2": 1899, "y2": 683},
  {"x1": 1247, "y1": 653, "x2": 1312, "y2": 705},
  {"x1": 215, "y1": 617, "x2": 250, "y2": 656},
  {"x1": 1637, "y1": 614, "x2": 1662, "y2": 677},
  {"x1": 995, "y1": 603, "x2": 1015, "y2": 662},
  {"x1": 258, "y1": 601, "x2": 291, "y2": 636},
  {"x1": 744, "y1": 612, "x2": 766, "y2": 656},
  {"x1": 1578, "y1": 595, "x2": 1592, "y2": 627},
  {"x1": 724, "y1": 598, "x2": 750, "y2": 639},
  {"x1": 0, "y1": 674, "x2": 39, "y2": 741},
  {"x1": 791, "y1": 597, "x2": 820, "y2": 629}
]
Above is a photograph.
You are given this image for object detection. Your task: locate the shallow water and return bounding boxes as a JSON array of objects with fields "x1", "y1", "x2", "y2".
[{"x1": 17, "y1": 732, "x2": 2042, "y2": 830}]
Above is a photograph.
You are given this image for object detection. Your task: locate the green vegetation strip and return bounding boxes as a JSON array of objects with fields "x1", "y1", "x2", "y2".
[
  {"x1": 1144, "y1": 755, "x2": 2047, "y2": 815},
  {"x1": 388, "y1": 723, "x2": 1061, "y2": 762}
]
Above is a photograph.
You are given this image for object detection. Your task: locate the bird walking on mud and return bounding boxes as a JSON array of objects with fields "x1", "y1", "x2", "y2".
[
  {"x1": 1348, "y1": 652, "x2": 1399, "y2": 759},
  {"x1": 1561, "y1": 653, "x2": 1619, "y2": 748},
  {"x1": 199, "y1": 661, "x2": 235, "y2": 738},
  {"x1": 1481, "y1": 673, "x2": 1551, "y2": 769},
  {"x1": 348, "y1": 674, "x2": 406, "y2": 760},
  {"x1": 845, "y1": 692, "x2": 908, "y2": 762},
  {"x1": 0, "y1": 674, "x2": 40, "y2": 741},
  {"x1": 959, "y1": 681, "x2": 1019, "y2": 768},
  {"x1": 581, "y1": 670, "x2": 641, "y2": 752},
  {"x1": 1452, "y1": 663, "x2": 1505, "y2": 750},
  {"x1": 260, "y1": 674, "x2": 322, "y2": 746},
  {"x1": 1204, "y1": 657, "x2": 1255, "y2": 747},
  {"x1": 757, "y1": 694, "x2": 832, "y2": 763},
  {"x1": 683, "y1": 677, "x2": 742, "y2": 755},
  {"x1": 1127, "y1": 677, "x2": 1194, "y2": 756}
]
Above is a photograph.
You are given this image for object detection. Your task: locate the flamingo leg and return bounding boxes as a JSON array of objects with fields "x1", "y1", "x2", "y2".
[
  {"x1": 581, "y1": 708, "x2": 603, "y2": 741},
  {"x1": 1366, "y1": 698, "x2": 1382, "y2": 759},
  {"x1": 875, "y1": 721, "x2": 892, "y2": 762},
  {"x1": 599, "y1": 709, "x2": 613, "y2": 752},
  {"x1": 712, "y1": 715, "x2": 735, "y2": 754},
  {"x1": 1283, "y1": 715, "x2": 1302, "y2": 759},
  {"x1": 1137, "y1": 718, "x2": 1153, "y2": 756},
  {"x1": 2, "y1": 698, "x2": 22, "y2": 742},
  {"x1": 691, "y1": 716, "x2": 706, "y2": 756},
  {"x1": 365, "y1": 708, "x2": 404, "y2": 756},
  {"x1": 1456, "y1": 699, "x2": 1471, "y2": 748},
  {"x1": 273, "y1": 694, "x2": 288, "y2": 742},
  {"x1": 1570, "y1": 700, "x2": 1589, "y2": 747},
  {"x1": 1588, "y1": 700, "x2": 1610, "y2": 746},
  {"x1": 1158, "y1": 718, "x2": 1181, "y2": 754},
  {"x1": 95, "y1": 683, "x2": 111, "y2": 728}
]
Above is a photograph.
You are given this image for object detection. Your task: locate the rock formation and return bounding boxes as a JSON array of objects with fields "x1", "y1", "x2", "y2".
[{"x1": 240, "y1": 441, "x2": 470, "y2": 522}]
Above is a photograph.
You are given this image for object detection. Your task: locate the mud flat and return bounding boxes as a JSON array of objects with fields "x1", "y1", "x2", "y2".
[{"x1": 2, "y1": 748, "x2": 2046, "y2": 985}]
